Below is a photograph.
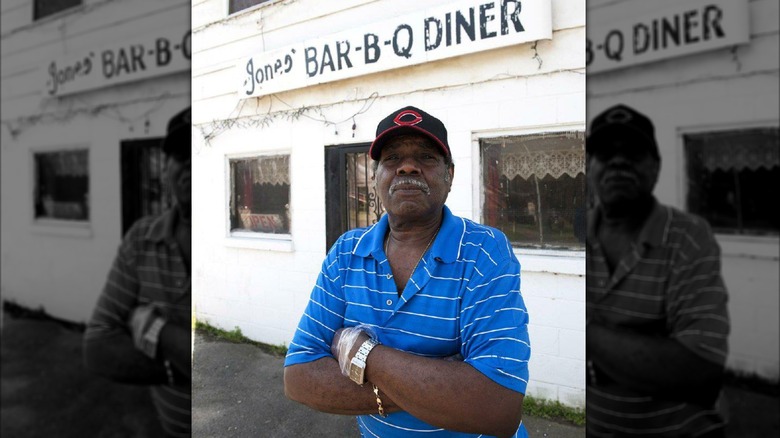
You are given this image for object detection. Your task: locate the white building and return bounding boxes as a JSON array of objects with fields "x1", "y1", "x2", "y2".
[
  {"x1": 588, "y1": 0, "x2": 779, "y2": 381},
  {"x1": 1, "y1": 0, "x2": 190, "y2": 323},
  {"x1": 192, "y1": 0, "x2": 586, "y2": 407}
]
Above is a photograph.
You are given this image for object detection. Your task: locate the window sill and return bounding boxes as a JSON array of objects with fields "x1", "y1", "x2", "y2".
[
  {"x1": 716, "y1": 234, "x2": 779, "y2": 260},
  {"x1": 30, "y1": 219, "x2": 93, "y2": 238},
  {"x1": 513, "y1": 248, "x2": 585, "y2": 276},
  {"x1": 224, "y1": 232, "x2": 294, "y2": 252}
]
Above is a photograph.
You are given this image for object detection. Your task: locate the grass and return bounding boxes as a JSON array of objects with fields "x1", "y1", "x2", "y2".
[
  {"x1": 195, "y1": 320, "x2": 288, "y2": 357},
  {"x1": 522, "y1": 395, "x2": 586, "y2": 427}
]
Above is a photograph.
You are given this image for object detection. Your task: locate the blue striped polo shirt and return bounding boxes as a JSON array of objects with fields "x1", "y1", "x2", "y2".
[
  {"x1": 586, "y1": 199, "x2": 730, "y2": 436},
  {"x1": 285, "y1": 206, "x2": 530, "y2": 437}
]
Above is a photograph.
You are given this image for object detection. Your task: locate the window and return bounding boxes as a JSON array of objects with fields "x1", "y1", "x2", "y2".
[
  {"x1": 324, "y1": 144, "x2": 385, "y2": 250},
  {"x1": 229, "y1": 155, "x2": 291, "y2": 234},
  {"x1": 34, "y1": 149, "x2": 89, "y2": 221},
  {"x1": 34, "y1": 0, "x2": 81, "y2": 20},
  {"x1": 481, "y1": 132, "x2": 586, "y2": 250},
  {"x1": 121, "y1": 139, "x2": 173, "y2": 235},
  {"x1": 229, "y1": 0, "x2": 272, "y2": 14},
  {"x1": 684, "y1": 127, "x2": 779, "y2": 236}
]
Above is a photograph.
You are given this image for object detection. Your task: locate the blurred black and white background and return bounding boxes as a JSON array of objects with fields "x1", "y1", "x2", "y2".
[
  {"x1": 2, "y1": 0, "x2": 190, "y2": 436},
  {"x1": 587, "y1": 0, "x2": 778, "y2": 435}
]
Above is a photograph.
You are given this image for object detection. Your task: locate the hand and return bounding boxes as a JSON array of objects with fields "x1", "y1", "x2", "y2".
[
  {"x1": 330, "y1": 327, "x2": 370, "y2": 377},
  {"x1": 129, "y1": 304, "x2": 158, "y2": 352},
  {"x1": 330, "y1": 327, "x2": 345, "y2": 359}
]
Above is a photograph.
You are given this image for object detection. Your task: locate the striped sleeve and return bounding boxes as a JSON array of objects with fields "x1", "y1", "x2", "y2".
[
  {"x1": 84, "y1": 223, "x2": 142, "y2": 341},
  {"x1": 284, "y1": 240, "x2": 347, "y2": 366},
  {"x1": 666, "y1": 217, "x2": 729, "y2": 365},
  {"x1": 460, "y1": 254, "x2": 530, "y2": 394}
]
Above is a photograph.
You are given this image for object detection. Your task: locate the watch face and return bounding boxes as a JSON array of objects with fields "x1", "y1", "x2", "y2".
[{"x1": 350, "y1": 359, "x2": 365, "y2": 384}]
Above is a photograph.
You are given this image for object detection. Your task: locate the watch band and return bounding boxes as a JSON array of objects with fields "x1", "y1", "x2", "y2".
[
  {"x1": 349, "y1": 338, "x2": 378, "y2": 385},
  {"x1": 355, "y1": 338, "x2": 378, "y2": 363}
]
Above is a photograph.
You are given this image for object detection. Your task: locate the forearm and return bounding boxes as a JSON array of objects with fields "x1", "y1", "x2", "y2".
[
  {"x1": 284, "y1": 357, "x2": 401, "y2": 415},
  {"x1": 83, "y1": 332, "x2": 167, "y2": 385},
  {"x1": 588, "y1": 322, "x2": 723, "y2": 398},
  {"x1": 366, "y1": 346, "x2": 522, "y2": 438}
]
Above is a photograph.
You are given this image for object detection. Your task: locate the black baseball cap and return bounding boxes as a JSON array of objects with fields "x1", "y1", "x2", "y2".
[
  {"x1": 369, "y1": 106, "x2": 450, "y2": 160},
  {"x1": 162, "y1": 107, "x2": 191, "y2": 160},
  {"x1": 587, "y1": 104, "x2": 659, "y2": 160}
]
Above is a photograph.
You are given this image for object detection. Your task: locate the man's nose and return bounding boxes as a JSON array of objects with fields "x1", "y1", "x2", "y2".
[
  {"x1": 606, "y1": 153, "x2": 635, "y2": 167},
  {"x1": 396, "y1": 156, "x2": 421, "y2": 175}
]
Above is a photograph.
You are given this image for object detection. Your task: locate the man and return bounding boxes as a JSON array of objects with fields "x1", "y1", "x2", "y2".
[
  {"x1": 585, "y1": 104, "x2": 730, "y2": 437},
  {"x1": 84, "y1": 108, "x2": 192, "y2": 437},
  {"x1": 284, "y1": 106, "x2": 530, "y2": 437}
]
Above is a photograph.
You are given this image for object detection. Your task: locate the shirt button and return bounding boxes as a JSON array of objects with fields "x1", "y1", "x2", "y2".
[
  {"x1": 386, "y1": 299, "x2": 393, "y2": 306},
  {"x1": 176, "y1": 280, "x2": 183, "y2": 287},
  {"x1": 599, "y1": 280, "x2": 605, "y2": 286}
]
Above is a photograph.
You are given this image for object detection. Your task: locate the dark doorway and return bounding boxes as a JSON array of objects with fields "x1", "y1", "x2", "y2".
[
  {"x1": 324, "y1": 143, "x2": 385, "y2": 251},
  {"x1": 120, "y1": 138, "x2": 172, "y2": 236}
]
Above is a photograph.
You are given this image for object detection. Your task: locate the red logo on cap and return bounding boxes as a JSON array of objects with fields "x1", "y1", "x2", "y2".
[
  {"x1": 605, "y1": 108, "x2": 632, "y2": 124},
  {"x1": 393, "y1": 110, "x2": 423, "y2": 126}
]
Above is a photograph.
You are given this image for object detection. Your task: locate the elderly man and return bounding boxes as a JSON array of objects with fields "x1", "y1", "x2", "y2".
[
  {"x1": 284, "y1": 106, "x2": 530, "y2": 437},
  {"x1": 585, "y1": 104, "x2": 730, "y2": 437},
  {"x1": 84, "y1": 108, "x2": 192, "y2": 437}
]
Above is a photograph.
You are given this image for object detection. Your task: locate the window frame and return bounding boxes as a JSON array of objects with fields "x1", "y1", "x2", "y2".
[
  {"x1": 473, "y1": 124, "x2": 586, "y2": 275},
  {"x1": 29, "y1": 144, "x2": 92, "y2": 238},
  {"x1": 32, "y1": 0, "x2": 83, "y2": 22},
  {"x1": 225, "y1": 0, "x2": 277, "y2": 17},
  {"x1": 677, "y1": 120, "x2": 780, "y2": 257},
  {"x1": 223, "y1": 150, "x2": 293, "y2": 252}
]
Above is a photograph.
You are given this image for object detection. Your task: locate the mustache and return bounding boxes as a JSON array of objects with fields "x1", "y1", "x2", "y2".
[{"x1": 389, "y1": 177, "x2": 431, "y2": 195}]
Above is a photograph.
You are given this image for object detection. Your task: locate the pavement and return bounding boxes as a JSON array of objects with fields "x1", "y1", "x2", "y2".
[
  {"x1": 1, "y1": 310, "x2": 165, "y2": 438},
  {"x1": 192, "y1": 329, "x2": 585, "y2": 437}
]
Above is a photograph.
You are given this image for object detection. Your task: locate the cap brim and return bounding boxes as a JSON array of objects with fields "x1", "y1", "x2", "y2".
[
  {"x1": 369, "y1": 125, "x2": 449, "y2": 160},
  {"x1": 587, "y1": 124, "x2": 656, "y2": 154}
]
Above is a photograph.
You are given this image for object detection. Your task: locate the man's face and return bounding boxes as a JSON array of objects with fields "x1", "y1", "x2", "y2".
[
  {"x1": 374, "y1": 135, "x2": 453, "y2": 221},
  {"x1": 165, "y1": 155, "x2": 191, "y2": 208},
  {"x1": 588, "y1": 138, "x2": 659, "y2": 209}
]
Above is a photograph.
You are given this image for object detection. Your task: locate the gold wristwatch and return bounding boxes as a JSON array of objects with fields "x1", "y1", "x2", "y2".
[{"x1": 349, "y1": 338, "x2": 379, "y2": 385}]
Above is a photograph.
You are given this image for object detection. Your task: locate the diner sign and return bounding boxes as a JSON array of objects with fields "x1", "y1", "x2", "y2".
[
  {"x1": 587, "y1": 0, "x2": 749, "y2": 74},
  {"x1": 43, "y1": 28, "x2": 191, "y2": 97},
  {"x1": 238, "y1": 0, "x2": 552, "y2": 98}
]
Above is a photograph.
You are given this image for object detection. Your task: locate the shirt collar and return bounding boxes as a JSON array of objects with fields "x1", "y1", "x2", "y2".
[
  {"x1": 588, "y1": 197, "x2": 670, "y2": 248},
  {"x1": 636, "y1": 199, "x2": 670, "y2": 248},
  {"x1": 143, "y1": 207, "x2": 179, "y2": 243},
  {"x1": 353, "y1": 205, "x2": 463, "y2": 263}
]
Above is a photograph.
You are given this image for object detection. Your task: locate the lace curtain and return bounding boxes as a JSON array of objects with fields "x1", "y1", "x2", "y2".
[
  {"x1": 40, "y1": 150, "x2": 88, "y2": 177},
  {"x1": 484, "y1": 132, "x2": 585, "y2": 180},
  {"x1": 250, "y1": 155, "x2": 290, "y2": 186},
  {"x1": 686, "y1": 128, "x2": 780, "y2": 172},
  {"x1": 501, "y1": 149, "x2": 585, "y2": 180}
]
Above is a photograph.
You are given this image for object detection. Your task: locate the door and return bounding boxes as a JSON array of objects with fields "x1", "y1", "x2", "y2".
[
  {"x1": 325, "y1": 143, "x2": 385, "y2": 250},
  {"x1": 120, "y1": 138, "x2": 173, "y2": 235}
]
